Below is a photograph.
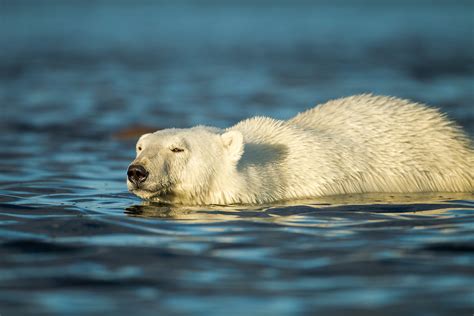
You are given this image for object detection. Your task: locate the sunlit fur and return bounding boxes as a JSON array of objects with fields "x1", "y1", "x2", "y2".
[{"x1": 128, "y1": 94, "x2": 473, "y2": 205}]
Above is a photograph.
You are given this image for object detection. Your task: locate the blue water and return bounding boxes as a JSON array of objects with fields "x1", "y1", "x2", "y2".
[{"x1": 1, "y1": 1, "x2": 473, "y2": 315}]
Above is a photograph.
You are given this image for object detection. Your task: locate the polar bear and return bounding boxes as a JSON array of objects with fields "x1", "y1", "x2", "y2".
[{"x1": 127, "y1": 94, "x2": 473, "y2": 205}]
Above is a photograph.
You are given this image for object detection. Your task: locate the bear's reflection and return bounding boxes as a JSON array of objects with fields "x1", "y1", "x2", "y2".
[
  {"x1": 124, "y1": 192, "x2": 474, "y2": 220},
  {"x1": 124, "y1": 201, "x2": 269, "y2": 221}
]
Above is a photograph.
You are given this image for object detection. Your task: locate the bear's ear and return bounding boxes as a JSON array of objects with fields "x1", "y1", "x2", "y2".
[{"x1": 221, "y1": 130, "x2": 244, "y2": 163}]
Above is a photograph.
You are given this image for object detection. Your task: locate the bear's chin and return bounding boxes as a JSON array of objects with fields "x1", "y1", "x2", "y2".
[{"x1": 130, "y1": 188, "x2": 175, "y2": 203}]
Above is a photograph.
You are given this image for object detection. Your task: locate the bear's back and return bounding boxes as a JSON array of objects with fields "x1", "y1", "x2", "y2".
[
  {"x1": 287, "y1": 94, "x2": 473, "y2": 192},
  {"x1": 289, "y1": 94, "x2": 458, "y2": 140}
]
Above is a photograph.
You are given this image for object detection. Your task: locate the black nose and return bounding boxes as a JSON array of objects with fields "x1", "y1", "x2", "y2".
[{"x1": 127, "y1": 164, "x2": 149, "y2": 185}]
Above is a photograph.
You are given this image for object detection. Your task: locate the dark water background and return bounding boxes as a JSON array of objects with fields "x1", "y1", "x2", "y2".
[{"x1": 1, "y1": 1, "x2": 473, "y2": 315}]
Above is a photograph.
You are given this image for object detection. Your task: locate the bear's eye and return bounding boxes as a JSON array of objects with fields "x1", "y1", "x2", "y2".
[
  {"x1": 171, "y1": 147, "x2": 184, "y2": 153},
  {"x1": 137, "y1": 146, "x2": 142, "y2": 151}
]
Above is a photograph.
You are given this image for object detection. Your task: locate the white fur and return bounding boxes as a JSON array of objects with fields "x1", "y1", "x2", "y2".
[{"x1": 128, "y1": 94, "x2": 473, "y2": 205}]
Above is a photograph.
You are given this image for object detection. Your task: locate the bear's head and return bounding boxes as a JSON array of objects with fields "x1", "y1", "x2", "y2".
[{"x1": 127, "y1": 126, "x2": 244, "y2": 204}]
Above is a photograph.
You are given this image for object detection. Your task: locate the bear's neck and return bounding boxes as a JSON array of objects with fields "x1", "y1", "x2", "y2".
[{"x1": 206, "y1": 144, "x2": 287, "y2": 205}]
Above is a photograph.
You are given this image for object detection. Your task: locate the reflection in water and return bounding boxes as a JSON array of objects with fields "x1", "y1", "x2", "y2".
[{"x1": 125, "y1": 193, "x2": 474, "y2": 221}]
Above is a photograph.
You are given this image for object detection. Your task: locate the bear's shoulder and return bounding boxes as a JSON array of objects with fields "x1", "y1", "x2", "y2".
[{"x1": 230, "y1": 116, "x2": 311, "y2": 144}]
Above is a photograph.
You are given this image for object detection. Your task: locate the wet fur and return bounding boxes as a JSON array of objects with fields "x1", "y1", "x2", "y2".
[{"x1": 128, "y1": 94, "x2": 473, "y2": 205}]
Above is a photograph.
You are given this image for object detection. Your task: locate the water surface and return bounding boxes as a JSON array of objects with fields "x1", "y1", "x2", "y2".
[{"x1": 1, "y1": 1, "x2": 473, "y2": 315}]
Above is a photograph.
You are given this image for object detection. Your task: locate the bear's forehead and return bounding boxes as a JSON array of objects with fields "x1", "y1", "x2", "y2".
[
  {"x1": 139, "y1": 128, "x2": 218, "y2": 146},
  {"x1": 143, "y1": 132, "x2": 184, "y2": 144},
  {"x1": 159, "y1": 127, "x2": 220, "y2": 138}
]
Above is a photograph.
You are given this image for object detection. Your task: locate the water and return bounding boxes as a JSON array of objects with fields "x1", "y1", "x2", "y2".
[{"x1": 1, "y1": 1, "x2": 473, "y2": 315}]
